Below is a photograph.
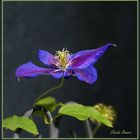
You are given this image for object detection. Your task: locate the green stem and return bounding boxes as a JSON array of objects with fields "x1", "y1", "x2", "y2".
[
  {"x1": 46, "y1": 111, "x2": 59, "y2": 138},
  {"x1": 92, "y1": 123, "x2": 101, "y2": 137},
  {"x1": 32, "y1": 77, "x2": 64, "y2": 106},
  {"x1": 85, "y1": 119, "x2": 92, "y2": 138}
]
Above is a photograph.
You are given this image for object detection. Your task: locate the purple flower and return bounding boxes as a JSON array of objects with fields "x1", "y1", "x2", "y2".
[{"x1": 16, "y1": 44, "x2": 116, "y2": 84}]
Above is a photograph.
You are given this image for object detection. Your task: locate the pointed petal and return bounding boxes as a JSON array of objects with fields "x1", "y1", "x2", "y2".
[
  {"x1": 16, "y1": 61, "x2": 49, "y2": 78},
  {"x1": 15, "y1": 61, "x2": 63, "y2": 79},
  {"x1": 70, "y1": 44, "x2": 116, "y2": 69},
  {"x1": 38, "y1": 50, "x2": 56, "y2": 66},
  {"x1": 74, "y1": 66, "x2": 97, "y2": 84}
]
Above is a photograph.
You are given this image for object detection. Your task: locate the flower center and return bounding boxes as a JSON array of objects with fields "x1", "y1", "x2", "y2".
[{"x1": 55, "y1": 48, "x2": 70, "y2": 71}]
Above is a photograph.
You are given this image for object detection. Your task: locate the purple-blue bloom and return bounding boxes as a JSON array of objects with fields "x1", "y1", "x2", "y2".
[{"x1": 16, "y1": 44, "x2": 115, "y2": 84}]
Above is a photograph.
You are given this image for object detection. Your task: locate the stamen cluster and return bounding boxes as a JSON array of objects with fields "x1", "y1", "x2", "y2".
[{"x1": 55, "y1": 48, "x2": 70, "y2": 71}]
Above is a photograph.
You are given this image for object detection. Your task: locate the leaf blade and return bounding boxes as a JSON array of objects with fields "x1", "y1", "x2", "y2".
[
  {"x1": 59, "y1": 103, "x2": 112, "y2": 127},
  {"x1": 35, "y1": 97, "x2": 58, "y2": 112},
  {"x1": 3, "y1": 115, "x2": 38, "y2": 134}
]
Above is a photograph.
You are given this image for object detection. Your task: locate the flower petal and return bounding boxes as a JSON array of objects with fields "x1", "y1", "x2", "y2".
[
  {"x1": 70, "y1": 44, "x2": 116, "y2": 69},
  {"x1": 64, "y1": 69, "x2": 73, "y2": 78},
  {"x1": 15, "y1": 61, "x2": 63, "y2": 79},
  {"x1": 49, "y1": 69, "x2": 63, "y2": 79},
  {"x1": 74, "y1": 66, "x2": 97, "y2": 84},
  {"x1": 38, "y1": 50, "x2": 56, "y2": 66}
]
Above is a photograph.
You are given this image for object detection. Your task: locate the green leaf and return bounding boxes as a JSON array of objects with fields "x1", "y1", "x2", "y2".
[
  {"x1": 3, "y1": 115, "x2": 38, "y2": 134},
  {"x1": 90, "y1": 108, "x2": 113, "y2": 127},
  {"x1": 35, "y1": 97, "x2": 58, "y2": 112},
  {"x1": 34, "y1": 97, "x2": 63, "y2": 124},
  {"x1": 36, "y1": 96, "x2": 56, "y2": 106},
  {"x1": 59, "y1": 103, "x2": 112, "y2": 127}
]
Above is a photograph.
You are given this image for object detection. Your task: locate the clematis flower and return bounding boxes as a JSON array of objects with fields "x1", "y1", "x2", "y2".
[{"x1": 16, "y1": 43, "x2": 116, "y2": 84}]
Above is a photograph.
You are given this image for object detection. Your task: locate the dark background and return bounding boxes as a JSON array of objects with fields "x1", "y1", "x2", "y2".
[{"x1": 3, "y1": 1, "x2": 137, "y2": 138}]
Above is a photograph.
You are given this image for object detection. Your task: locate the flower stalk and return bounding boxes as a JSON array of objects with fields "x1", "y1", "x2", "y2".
[{"x1": 33, "y1": 77, "x2": 64, "y2": 106}]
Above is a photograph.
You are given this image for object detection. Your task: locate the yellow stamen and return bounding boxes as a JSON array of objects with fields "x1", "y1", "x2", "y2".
[{"x1": 55, "y1": 48, "x2": 70, "y2": 71}]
